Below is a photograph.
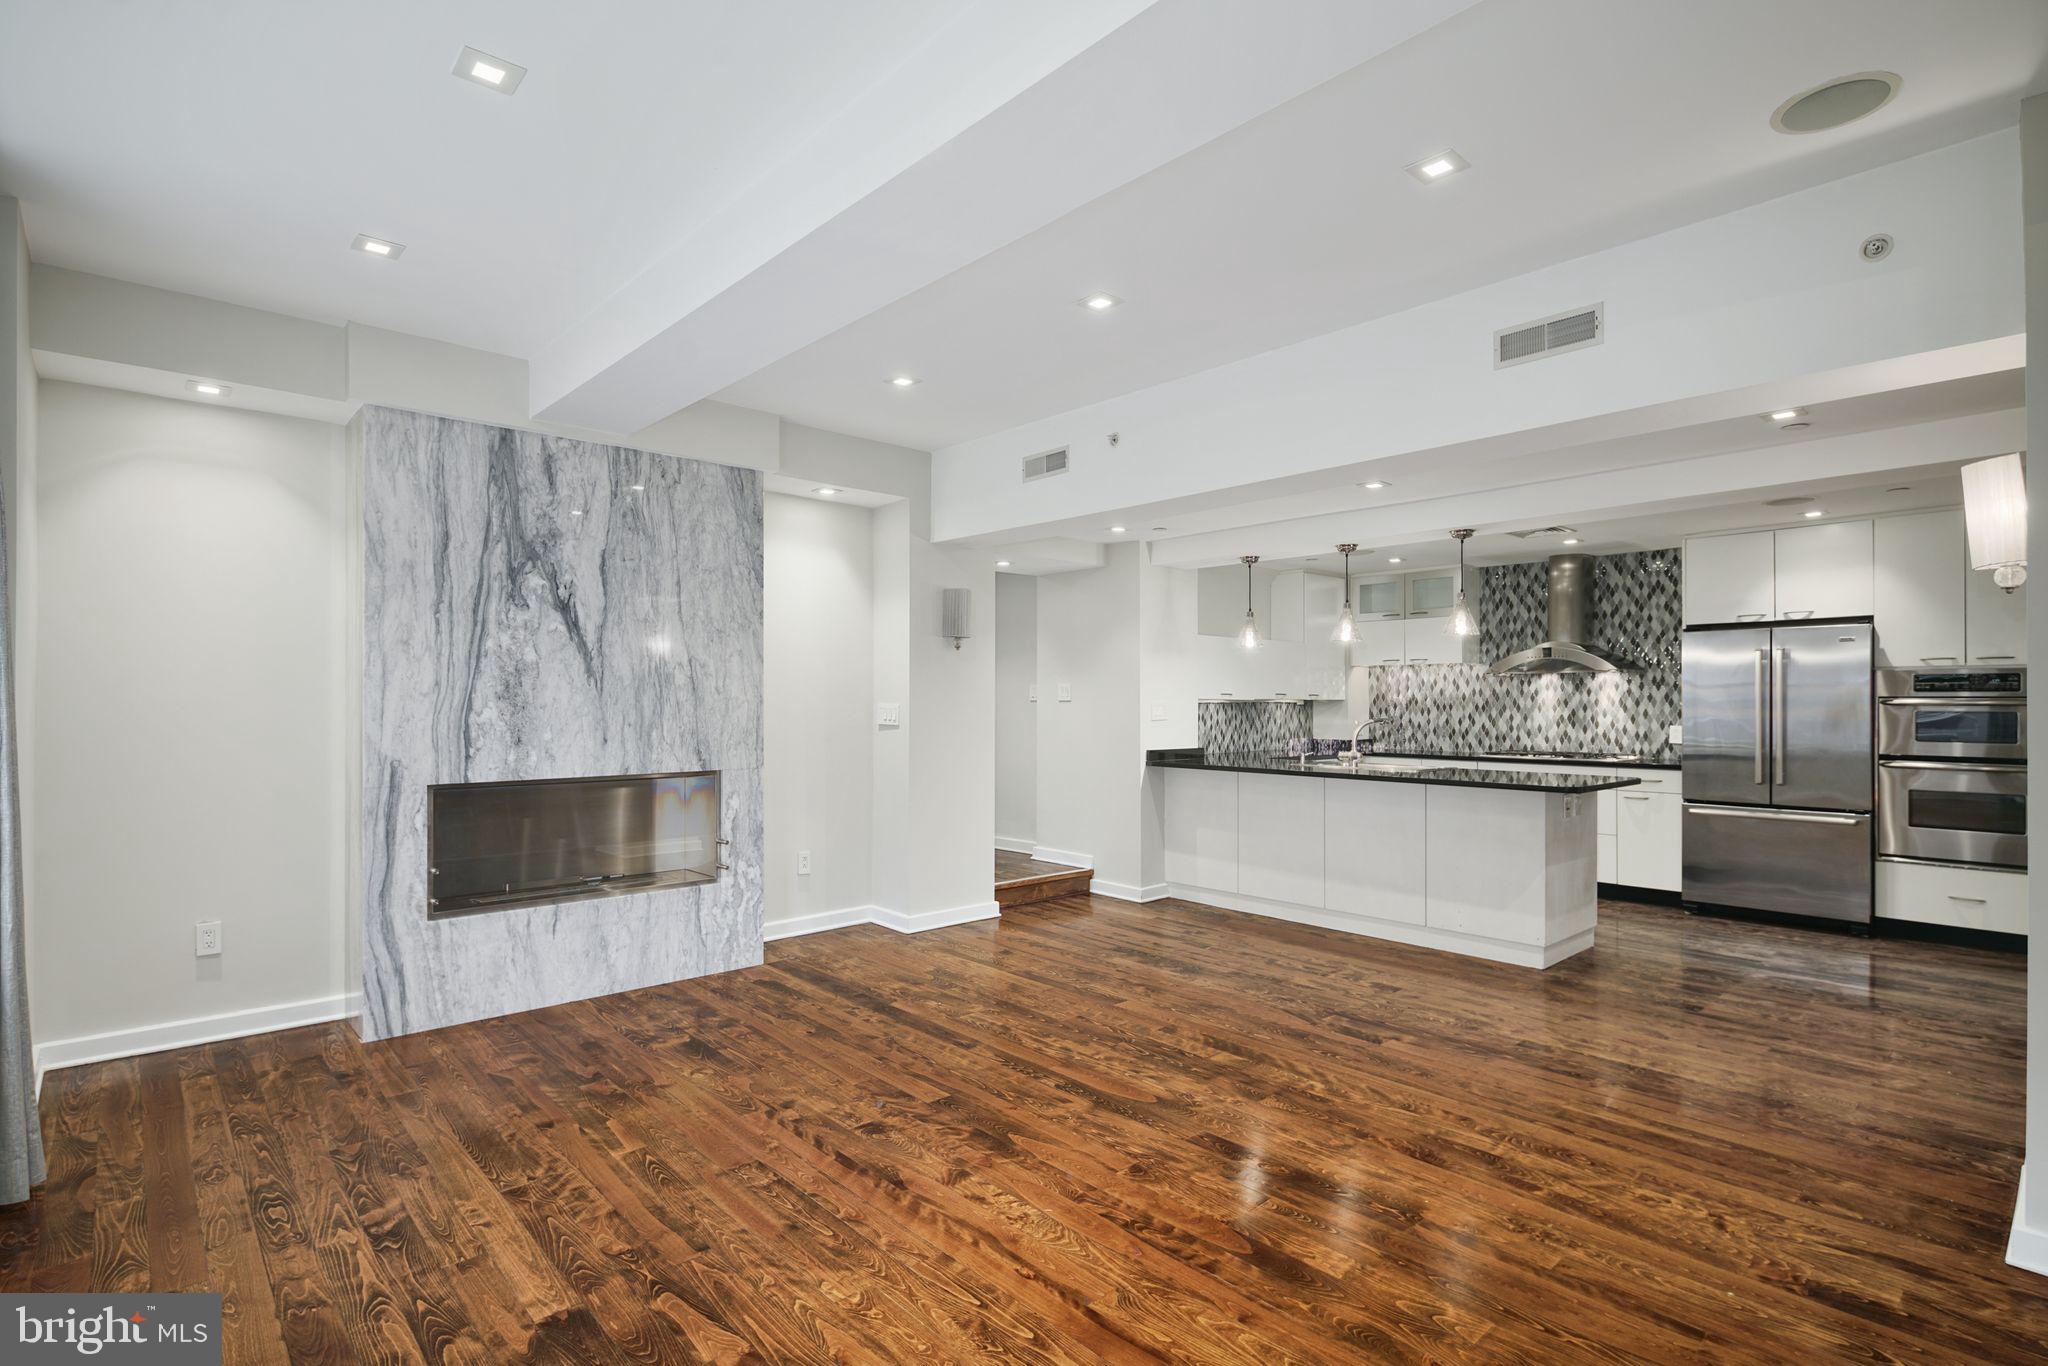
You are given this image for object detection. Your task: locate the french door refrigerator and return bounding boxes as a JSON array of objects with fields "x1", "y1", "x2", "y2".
[{"x1": 1680, "y1": 620, "x2": 1874, "y2": 924}]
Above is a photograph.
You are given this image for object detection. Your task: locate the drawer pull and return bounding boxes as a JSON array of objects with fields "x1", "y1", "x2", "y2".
[
  {"x1": 1947, "y1": 895, "x2": 1988, "y2": 904},
  {"x1": 1977, "y1": 655, "x2": 2019, "y2": 661},
  {"x1": 1620, "y1": 794, "x2": 1652, "y2": 802}
]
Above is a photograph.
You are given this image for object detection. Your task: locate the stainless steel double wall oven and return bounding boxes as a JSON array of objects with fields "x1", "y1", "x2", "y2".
[{"x1": 1876, "y1": 667, "x2": 2026, "y2": 871}]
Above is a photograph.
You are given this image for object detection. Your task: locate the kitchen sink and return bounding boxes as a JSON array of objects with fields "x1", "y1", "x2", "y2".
[{"x1": 1301, "y1": 757, "x2": 1452, "y2": 774}]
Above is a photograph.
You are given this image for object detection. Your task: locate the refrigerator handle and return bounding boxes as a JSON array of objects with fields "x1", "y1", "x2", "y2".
[
  {"x1": 1752, "y1": 648, "x2": 1767, "y2": 786},
  {"x1": 1771, "y1": 646, "x2": 1787, "y2": 786}
]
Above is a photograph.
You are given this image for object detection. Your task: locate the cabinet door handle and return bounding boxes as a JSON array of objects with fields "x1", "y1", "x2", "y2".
[
  {"x1": 1620, "y1": 794, "x2": 1652, "y2": 801},
  {"x1": 1976, "y1": 655, "x2": 2018, "y2": 661},
  {"x1": 1780, "y1": 609, "x2": 1815, "y2": 620},
  {"x1": 1947, "y1": 895, "x2": 1988, "y2": 904},
  {"x1": 1736, "y1": 613, "x2": 1767, "y2": 622},
  {"x1": 1920, "y1": 656, "x2": 1959, "y2": 663}
]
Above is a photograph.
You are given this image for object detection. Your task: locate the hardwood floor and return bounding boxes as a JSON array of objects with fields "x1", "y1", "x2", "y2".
[{"x1": 5, "y1": 894, "x2": 2046, "y2": 1362}]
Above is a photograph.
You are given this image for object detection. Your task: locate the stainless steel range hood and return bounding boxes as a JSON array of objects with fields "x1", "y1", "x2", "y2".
[{"x1": 1489, "y1": 554, "x2": 1637, "y2": 675}]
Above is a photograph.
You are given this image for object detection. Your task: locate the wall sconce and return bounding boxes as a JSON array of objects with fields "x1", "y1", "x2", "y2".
[
  {"x1": 1961, "y1": 451, "x2": 2028, "y2": 592},
  {"x1": 941, "y1": 587, "x2": 972, "y2": 649}
]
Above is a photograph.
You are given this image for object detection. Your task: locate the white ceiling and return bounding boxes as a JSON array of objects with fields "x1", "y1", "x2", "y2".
[
  {"x1": 0, "y1": 0, "x2": 1138, "y2": 356},
  {"x1": 719, "y1": 0, "x2": 2048, "y2": 450}
]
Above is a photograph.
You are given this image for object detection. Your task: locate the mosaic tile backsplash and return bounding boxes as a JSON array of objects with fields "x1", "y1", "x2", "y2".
[
  {"x1": 1367, "y1": 548, "x2": 1682, "y2": 756},
  {"x1": 1197, "y1": 699, "x2": 1311, "y2": 755},
  {"x1": 1197, "y1": 549, "x2": 1682, "y2": 758}
]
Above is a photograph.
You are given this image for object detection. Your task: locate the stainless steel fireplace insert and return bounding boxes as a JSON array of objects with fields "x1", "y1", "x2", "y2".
[{"x1": 427, "y1": 770, "x2": 723, "y2": 917}]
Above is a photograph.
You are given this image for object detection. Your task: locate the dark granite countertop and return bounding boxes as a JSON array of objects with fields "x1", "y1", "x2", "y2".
[
  {"x1": 1365, "y1": 748, "x2": 1681, "y2": 771},
  {"x1": 1147, "y1": 749, "x2": 1645, "y2": 794}
]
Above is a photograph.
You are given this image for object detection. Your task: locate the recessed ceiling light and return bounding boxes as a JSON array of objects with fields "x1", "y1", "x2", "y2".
[
  {"x1": 1388, "y1": 556, "x2": 1403, "y2": 564},
  {"x1": 352, "y1": 233, "x2": 405, "y2": 259},
  {"x1": 890, "y1": 375, "x2": 919, "y2": 387},
  {"x1": 1361, "y1": 480, "x2": 1390, "y2": 490},
  {"x1": 995, "y1": 560, "x2": 1011, "y2": 568},
  {"x1": 185, "y1": 379, "x2": 229, "y2": 397},
  {"x1": 1803, "y1": 509, "x2": 1826, "y2": 519},
  {"x1": 1771, "y1": 72, "x2": 1900, "y2": 135},
  {"x1": 453, "y1": 46, "x2": 527, "y2": 94},
  {"x1": 1405, "y1": 149, "x2": 1469, "y2": 183},
  {"x1": 629, "y1": 484, "x2": 645, "y2": 492},
  {"x1": 814, "y1": 486, "x2": 839, "y2": 497},
  {"x1": 1108, "y1": 525, "x2": 1126, "y2": 534},
  {"x1": 1561, "y1": 538, "x2": 1581, "y2": 545},
  {"x1": 1080, "y1": 293, "x2": 1121, "y2": 312},
  {"x1": 1769, "y1": 409, "x2": 1801, "y2": 422}
]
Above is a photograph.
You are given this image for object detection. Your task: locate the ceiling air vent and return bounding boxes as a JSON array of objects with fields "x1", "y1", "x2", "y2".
[
  {"x1": 1022, "y1": 447, "x2": 1070, "y2": 482},
  {"x1": 1506, "y1": 525, "x2": 1577, "y2": 539},
  {"x1": 1494, "y1": 304, "x2": 1603, "y2": 369}
]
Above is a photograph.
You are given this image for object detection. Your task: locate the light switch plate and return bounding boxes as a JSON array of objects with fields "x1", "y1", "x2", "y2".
[
  {"x1": 877, "y1": 702, "x2": 901, "y2": 728},
  {"x1": 1028, "y1": 684, "x2": 1037, "y2": 702},
  {"x1": 1057, "y1": 683, "x2": 1073, "y2": 702},
  {"x1": 1150, "y1": 703, "x2": 1165, "y2": 721},
  {"x1": 797, "y1": 851, "x2": 812, "y2": 876}
]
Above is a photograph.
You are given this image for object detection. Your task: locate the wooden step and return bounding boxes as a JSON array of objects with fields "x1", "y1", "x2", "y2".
[{"x1": 995, "y1": 867, "x2": 1094, "y2": 907}]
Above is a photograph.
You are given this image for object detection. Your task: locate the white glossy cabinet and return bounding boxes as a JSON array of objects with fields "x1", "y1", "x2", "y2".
[
  {"x1": 1965, "y1": 560, "x2": 2027, "y2": 665},
  {"x1": 1874, "y1": 510, "x2": 1966, "y2": 665},
  {"x1": 1614, "y1": 791, "x2": 1681, "y2": 891},
  {"x1": 1323, "y1": 781, "x2": 1425, "y2": 925},
  {"x1": 1771, "y1": 520, "x2": 1873, "y2": 620},
  {"x1": 1876, "y1": 859, "x2": 2025, "y2": 934},
  {"x1": 1299, "y1": 573, "x2": 1347, "y2": 698},
  {"x1": 1402, "y1": 617, "x2": 1473, "y2": 665},
  {"x1": 1163, "y1": 768, "x2": 1237, "y2": 891},
  {"x1": 1357, "y1": 619, "x2": 1409, "y2": 667},
  {"x1": 1683, "y1": 531, "x2": 1773, "y2": 625},
  {"x1": 1238, "y1": 774, "x2": 1325, "y2": 906}
]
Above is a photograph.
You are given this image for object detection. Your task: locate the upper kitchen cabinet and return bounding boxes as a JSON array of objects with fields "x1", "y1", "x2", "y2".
[
  {"x1": 1874, "y1": 510, "x2": 1966, "y2": 666},
  {"x1": 1772, "y1": 520, "x2": 1873, "y2": 620},
  {"x1": 1682, "y1": 531, "x2": 1773, "y2": 624},
  {"x1": 1683, "y1": 522, "x2": 1873, "y2": 625},
  {"x1": 1297, "y1": 571, "x2": 1348, "y2": 698},
  {"x1": 1352, "y1": 575, "x2": 1406, "y2": 621},
  {"x1": 1404, "y1": 569, "x2": 1460, "y2": 619},
  {"x1": 1402, "y1": 616, "x2": 1477, "y2": 665},
  {"x1": 1356, "y1": 618, "x2": 1409, "y2": 667},
  {"x1": 1965, "y1": 560, "x2": 2026, "y2": 665}
]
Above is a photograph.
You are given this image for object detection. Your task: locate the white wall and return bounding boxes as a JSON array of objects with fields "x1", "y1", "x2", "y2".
[
  {"x1": 765, "y1": 493, "x2": 874, "y2": 931},
  {"x1": 31, "y1": 382, "x2": 348, "y2": 1052},
  {"x1": 2015, "y1": 90, "x2": 2048, "y2": 1274},
  {"x1": 1, "y1": 200, "x2": 36, "y2": 976},
  {"x1": 1034, "y1": 546, "x2": 1144, "y2": 885},
  {"x1": 994, "y1": 574, "x2": 1036, "y2": 847}
]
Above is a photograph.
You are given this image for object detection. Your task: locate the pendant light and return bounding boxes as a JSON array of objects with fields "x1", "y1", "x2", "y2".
[
  {"x1": 1237, "y1": 555, "x2": 1262, "y2": 650},
  {"x1": 1444, "y1": 529, "x2": 1479, "y2": 637},
  {"x1": 1330, "y1": 544, "x2": 1358, "y2": 644}
]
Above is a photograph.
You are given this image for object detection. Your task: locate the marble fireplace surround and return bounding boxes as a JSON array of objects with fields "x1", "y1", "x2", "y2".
[{"x1": 350, "y1": 406, "x2": 764, "y2": 1041}]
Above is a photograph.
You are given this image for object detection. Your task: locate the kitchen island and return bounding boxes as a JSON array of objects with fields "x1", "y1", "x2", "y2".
[{"x1": 1150, "y1": 748, "x2": 1642, "y2": 968}]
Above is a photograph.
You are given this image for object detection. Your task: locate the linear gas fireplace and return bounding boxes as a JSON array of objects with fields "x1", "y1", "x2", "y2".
[{"x1": 427, "y1": 771, "x2": 724, "y2": 918}]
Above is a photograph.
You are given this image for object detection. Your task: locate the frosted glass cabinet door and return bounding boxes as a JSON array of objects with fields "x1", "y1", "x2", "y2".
[
  {"x1": 1405, "y1": 570, "x2": 1458, "y2": 618},
  {"x1": 1873, "y1": 510, "x2": 1965, "y2": 666},
  {"x1": 1353, "y1": 576, "x2": 1405, "y2": 620}
]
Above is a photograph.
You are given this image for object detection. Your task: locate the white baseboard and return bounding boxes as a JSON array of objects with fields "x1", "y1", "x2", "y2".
[
  {"x1": 765, "y1": 901, "x2": 1001, "y2": 941},
  {"x1": 1030, "y1": 845, "x2": 1093, "y2": 870},
  {"x1": 1090, "y1": 878, "x2": 1170, "y2": 903},
  {"x1": 2009, "y1": 1166, "x2": 2048, "y2": 1277},
  {"x1": 35, "y1": 992, "x2": 352, "y2": 1090},
  {"x1": 765, "y1": 906, "x2": 882, "y2": 942},
  {"x1": 994, "y1": 835, "x2": 1036, "y2": 855},
  {"x1": 1165, "y1": 884, "x2": 1593, "y2": 970},
  {"x1": 873, "y1": 900, "x2": 1002, "y2": 934}
]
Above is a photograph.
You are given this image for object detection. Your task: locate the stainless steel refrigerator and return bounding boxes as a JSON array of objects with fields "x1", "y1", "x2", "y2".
[{"x1": 1680, "y1": 620, "x2": 1874, "y2": 924}]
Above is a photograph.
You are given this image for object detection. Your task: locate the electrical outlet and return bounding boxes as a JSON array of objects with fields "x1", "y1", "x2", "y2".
[
  {"x1": 1057, "y1": 683, "x2": 1073, "y2": 702},
  {"x1": 195, "y1": 921, "x2": 222, "y2": 957},
  {"x1": 797, "y1": 851, "x2": 812, "y2": 876}
]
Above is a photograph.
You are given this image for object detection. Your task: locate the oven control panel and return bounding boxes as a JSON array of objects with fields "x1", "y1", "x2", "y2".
[{"x1": 1908, "y1": 670, "x2": 2025, "y2": 695}]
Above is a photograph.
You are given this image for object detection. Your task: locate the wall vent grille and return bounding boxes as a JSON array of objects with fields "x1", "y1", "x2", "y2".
[
  {"x1": 1494, "y1": 304, "x2": 1603, "y2": 369},
  {"x1": 1022, "y1": 447, "x2": 1070, "y2": 482}
]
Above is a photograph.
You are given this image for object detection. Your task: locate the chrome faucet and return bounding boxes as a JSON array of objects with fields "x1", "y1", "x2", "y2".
[{"x1": 1348, "y1": 716, "x2": 1394, "y2": 762}]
